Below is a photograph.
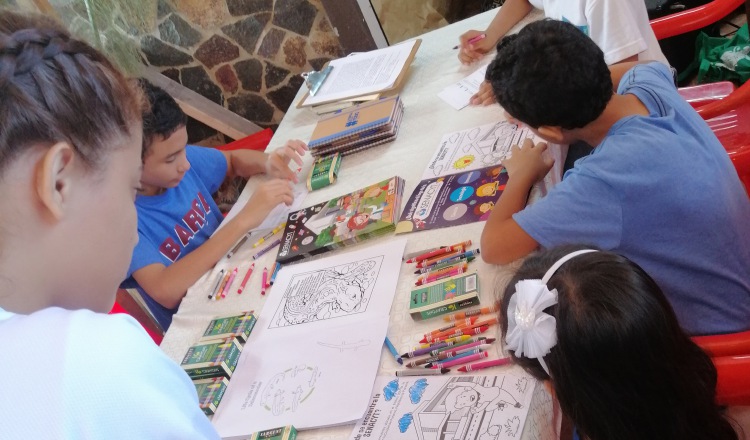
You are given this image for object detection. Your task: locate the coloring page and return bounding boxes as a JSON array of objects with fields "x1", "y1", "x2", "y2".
[
  {"x1": 348, "y1": 368, "x2": 537, "y2": 440},
  {"x1": 422, "y1": 121, "x2": 540, "y2": 180},
  {"x1": 212, "y1": 315, "x2": 389, "y2": 438}
]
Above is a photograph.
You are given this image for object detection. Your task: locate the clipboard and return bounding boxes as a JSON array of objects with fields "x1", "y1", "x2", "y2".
[{"x1": 296, "y1": 39, "x2": 421, "y2": 109}]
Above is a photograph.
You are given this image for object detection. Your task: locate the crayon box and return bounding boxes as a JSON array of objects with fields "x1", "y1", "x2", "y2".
[
  {"x1": 180, "y1": 336, "x2": 243, "y2": 380},
  {"x1": 199, "y1": 311, "x2": 257, "y2": 343},
  {"x1": 193, "y1": 377, "x2": 229, "y2": 416},
  {"x1": 409, "y1": 272, "x2": 480, "y2": 320},
  {"x1": 249, "y1": 426, "x2": 298, "y2": 440}
]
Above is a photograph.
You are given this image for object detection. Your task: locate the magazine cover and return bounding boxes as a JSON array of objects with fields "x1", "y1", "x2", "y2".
[
  {"x1": 396, "y1": 166, "x2": 507, "y2": 234},
  {"x1": 277, "y1": 177, "x2": 404, "y2": 263}
]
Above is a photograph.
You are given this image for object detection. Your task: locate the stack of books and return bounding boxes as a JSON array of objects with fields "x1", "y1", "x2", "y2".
[
  {"x1": 307, "y1": 96, "x2": 404, "y2": 158},
  {"x1": 276, "y1": 176, "x2": 405, "y2": 264}
]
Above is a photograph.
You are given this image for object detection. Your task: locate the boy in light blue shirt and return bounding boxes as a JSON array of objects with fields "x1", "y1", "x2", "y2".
[{"x1": 480, "y1": 19, "x2": 750, "y2": 335}]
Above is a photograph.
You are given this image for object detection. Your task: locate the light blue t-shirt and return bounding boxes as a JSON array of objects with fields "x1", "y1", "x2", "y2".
[
  {"x1": 0, "y1": 306, "x2": 219, "y2": 439},
  {"x1": 514, "y1": 63, "x2": 750, "y2": 336},
  {"x1": 123, "y1": 145, "x2": 227, "y2": 330}
]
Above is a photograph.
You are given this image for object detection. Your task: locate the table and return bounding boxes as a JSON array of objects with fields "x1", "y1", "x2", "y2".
[{"x1": 159, "y1": 7, "x2": 560, "y2": 440}]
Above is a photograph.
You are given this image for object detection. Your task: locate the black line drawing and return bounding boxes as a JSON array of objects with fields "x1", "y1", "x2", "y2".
[
  {"x1": 269, "y1": 256, "x2": 382, "y2": 328},
  {"x1": 260, "y1": 364, "x2": 320, "y2": 416},
  {"x1": 317, "y1": 339, "x2": 372, "y2": 352}
]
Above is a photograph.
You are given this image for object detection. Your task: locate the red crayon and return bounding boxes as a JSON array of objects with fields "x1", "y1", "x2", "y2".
[
  {"x1": 423, "y1": 317, "x2": 496, "y2": 343},
  {"x1": 430, "y1": 325, "x2": 489, "y2": 344},
  {"x1": 416, "y1": 250, "x2": 464, "y2": 268},
  {"x1": 415, "y1": 263, "x2": 468, "y2": 286},
  {"x1": 443, "y1": 304, "x2": 498, "y2": 322},
  {"x1": 424, "y1": 317, "x2": 478, "y2": 338},
  {"x1": 430, "y1": 351, "x2": 488, "y2": 369},
  {"x1": 458, "y1": 357, "x2": 512, "y2": 372},
  {"x1": 237, "y1": 263, "x2": 255, "y2": 294}
]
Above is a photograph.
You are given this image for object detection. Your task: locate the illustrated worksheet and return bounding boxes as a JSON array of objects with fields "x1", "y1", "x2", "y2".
[
  {"x1": 422, "y1": 121, "x2": 540, "y2": 180},
  {"x1": 348, "y1": 368, "x2": 537, "y2": 440},
  {"x1": 211, "y1": 239, "x2": 407, "y2": 438}
]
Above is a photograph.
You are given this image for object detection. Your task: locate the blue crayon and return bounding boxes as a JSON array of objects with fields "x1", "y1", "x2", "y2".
[
  {"x1": 269, "y1": 262, "x2": 282, "y2": 285},
  {"x1": 384, "y1": 337, "x2": 403, "y2": 365}
]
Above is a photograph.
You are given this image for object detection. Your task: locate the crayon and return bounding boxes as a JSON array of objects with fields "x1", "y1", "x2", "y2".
[
  {"x1": 429, "y1": 337, "x2": 487, "y2": 356},
  {"x1": 220, "y1": 268, "x2": 238, "y2": 299},
  {"x1": 414, "y1": 257, "x2": 474, "y2": 274},
  {"x1": 415, "y1": 264, "x2": 468, "y2": 286},
  {"x1": 252, "y1": 222, "x2": 286, "y2": 248},
  {"x1": 208, "y1": 269, "x2": 226, "y2": 299},
  {"x1": 458, "y1": 357, "x2": 512, "y2": 372},
  {"x1": 384, "y1": 337, "x2": 403, "y2": 365},
  {"x1": 403, "y1": 246, "x2": 443, "y2": 261},
  {"x1": 417, "y1": 249, "x2": 480, "y2": 268},
  {"x1": 423, "y1": 317, "x2": 499, "y2": 343},
  {"x1": 423, "y1": 349, "x2": 481, "y2": 368},
  {"x1": 427, "y1": 351, "x2": 488, "y2": 369},
  {"x1": 396, "y1": 368, "x2": 450, "y2": 377},
  {"x1": 269, "y1": 262, "x2": 281, "y2": 285},
  {"x1": 410, "y1": 335, "x2": 473, "y2": 351},
  {"x1": 227, "y1": 235, "x2": 249, "y2": 259},
  {"x1": 424, "y1": 317, "x2": 478, "y2": 339},
  {"x1": 261, "y1": 267, "x2": 268, "y2": 295},
  {"x1": 439, "y1": 341, "x2": 494, "y2": 359},
  {"x1": 215, "y1": 271, "x2": 231, "y2": 301},
  {"x1": 253, "y1": 238, "x2": 282, "y2": 260},
  {"x1": 429, "y1": 325, "x2": 489, "y2": 344},
  {"x1": 443, "y1": 304, "x2": 498, "y2": 322},
  {"x1": 237, "y1": 263, "x2": 255, "y2": 294},
  {"x1": 405, "y1": 240, "x2": 471, "y2": 263}
]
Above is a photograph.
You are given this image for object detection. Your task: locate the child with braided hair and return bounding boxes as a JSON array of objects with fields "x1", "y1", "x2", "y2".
[{"x1": 0, "y1": 10, "x2": 218, "y2": 438}]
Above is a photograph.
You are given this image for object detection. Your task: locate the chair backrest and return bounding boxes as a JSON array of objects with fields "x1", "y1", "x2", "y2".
[
  {"x1": 650, "y1": 0, "x2": 746, "y2": 40},
  {"x1": 109, "y1": 288, "x2": 165, "y2": 345},
  {"x1": 713, "y1": 354, "x2": 750, "y2": 405}
]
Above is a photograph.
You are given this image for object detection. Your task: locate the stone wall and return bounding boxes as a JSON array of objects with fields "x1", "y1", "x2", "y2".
[{"x1": 54, "y1": 0, "x2": 345, "y2": 143}]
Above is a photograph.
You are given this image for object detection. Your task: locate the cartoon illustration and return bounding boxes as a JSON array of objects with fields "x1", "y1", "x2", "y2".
[
  {"x1": 477, "y1": 181, "x2": 500, "y2": 198},
  {"x1": 425, "y1": 121, "x2": 536, "y2": 179},
  {"x1": 444, "y1": 382, "x2": 522, "y2": 414},
  {"x1": 260, "y1": 364, "x2": 319, "y2": 416},
  {"x1": 316, "y1": 339, "x2": 371, "y2": 352},
  {"x1": 473, "y1": 201, "x2": 495, "y2": 219},
  {"x1": 270, "y1": 258, "x2": 381, "y2": 327}
]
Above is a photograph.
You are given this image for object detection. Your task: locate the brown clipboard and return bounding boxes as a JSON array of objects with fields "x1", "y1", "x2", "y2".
[{"x1": 296, "y1": 39, "x2": 422, "y2": 109}]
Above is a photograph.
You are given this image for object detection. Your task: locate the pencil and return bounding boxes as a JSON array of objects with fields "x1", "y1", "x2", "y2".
[
  {"x1": 207, "y1": 269, "x2": 226, "y2": 299},
  {"x1": 227, "y1": 235, "x2": 249, "y2": 259}
]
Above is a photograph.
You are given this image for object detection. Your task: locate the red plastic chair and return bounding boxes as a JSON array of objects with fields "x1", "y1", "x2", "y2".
[
  {"x1": 108, "y1": 289, "x2": 164, "y2": 345},
  {"x1": 215, "y1": 128, "x2": 273, "y2": 152}
]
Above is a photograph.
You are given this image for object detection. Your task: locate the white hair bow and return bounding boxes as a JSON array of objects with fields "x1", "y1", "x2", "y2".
[{"x1": 505, "y1": 249, "x2": 597, "y2": 376}]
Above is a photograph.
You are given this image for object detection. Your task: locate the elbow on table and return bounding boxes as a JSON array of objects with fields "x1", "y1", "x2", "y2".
[{"x1": 480, "y1": 230, "x2": 517, "y2": 266}]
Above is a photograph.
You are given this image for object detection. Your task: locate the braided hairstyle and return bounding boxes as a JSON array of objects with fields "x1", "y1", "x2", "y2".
[{"x1": 0, "y1": 11, "x2": 141, "y2": 174}]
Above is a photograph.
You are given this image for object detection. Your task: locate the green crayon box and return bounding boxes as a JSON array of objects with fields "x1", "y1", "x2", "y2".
[
  {"x1": 199, "y1": 311, "x2": 257, "y2": 343},
  {"x1": 181, "y1": 336, "x2": 242, "y2": 380},
  {"x1": 250, "y1": 426, "x2": 298, "y2": 440},
  {"x1": 193, "y1": 377, "x2": 229, "y2": 415},
  {"x1": 409, "y1": 272, "x2": 480, "y2": 320},
  {"x1": 307, "y1": 152, "x2": 341, "y2": 191}
]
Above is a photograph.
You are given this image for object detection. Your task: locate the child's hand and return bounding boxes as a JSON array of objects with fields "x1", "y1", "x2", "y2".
[
  {"x1": 503, "y1": 139, "x2": 554, "y2": 185},
  {"x1": 458, "y1": 30, "x2": 493, "y2": 65},
  {"x1": 239, "y1": 179, "x2": 294, "y2": 225},
  {"x1": 470, "y1": 81, "x2": 497, "y2": 106},
  {"x1": 265, "y1": 139, "x2": 307, "y2": 183}
]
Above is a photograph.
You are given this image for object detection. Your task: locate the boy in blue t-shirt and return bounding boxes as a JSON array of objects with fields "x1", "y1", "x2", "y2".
[
  {"x1": 123, "y1": 80, "x2": 306, "y2": 329},
  {"x1": 480, "y1": 20, "x2": 750, "y2": 335}
]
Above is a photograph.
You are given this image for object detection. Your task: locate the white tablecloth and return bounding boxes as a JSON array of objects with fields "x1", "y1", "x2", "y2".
[{"x1": 159, "y1": 7, "x2": 560, "y2": 440}]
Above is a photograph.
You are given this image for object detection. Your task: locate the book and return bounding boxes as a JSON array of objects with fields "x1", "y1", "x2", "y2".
[
  {"x1": 198, "y1": 311, "x2": 257, "y2": 343},
  {"x1": 308, "y1": 96, "x2": 402, "y2": 150},
  {"x1": 180, "y1": 337, "x2": 243, "y2": 380},
  {"x1": 396, "y1": 165, "x2": 508, "y2": 234},
  {"x1": 409, "y1": 272, "x2": 480, "y2": 320},
  {"x1": 310, "y1": 101, "x2": 404, "y2": 158},
  {"x1": 276, "y1": 176, "x2": 405, "y2": 264},
  {"x1": 249, "y1": 426, "x2": 298, "y2": 440},
  {"x1": 193, "y1": 377, "x2": 229, "y2": 415}
]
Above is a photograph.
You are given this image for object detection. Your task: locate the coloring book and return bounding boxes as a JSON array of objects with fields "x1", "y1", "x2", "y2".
[
  {"x1": 277, "y1": 176, "x2": 405, "y2": 264},
  {"x1": 396, "y1": 166, "x2": 507, "y2": 234},
  {"x1": 348, "y1": 368, "x2": 536, "y2": 440}
]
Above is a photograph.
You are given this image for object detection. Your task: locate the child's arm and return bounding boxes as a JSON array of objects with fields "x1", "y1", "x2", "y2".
[
  {"x1": 223, "y1": 139, "x2": 307, "y2": 183},
  {"x1": 458, "y1": 0, "x2": 533, "y2": 65},
  {"x1": 132, "y1": 179, "x2": 294, "y2": 308},
  {"x1": 481, "y1": 139, "x2": 551, "y2": 264}
]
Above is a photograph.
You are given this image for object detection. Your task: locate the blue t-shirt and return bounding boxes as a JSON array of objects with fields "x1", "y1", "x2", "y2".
[
  {"x1": 0, "y1": 307, "x2": 219, "y2": 439},
  {"x1": 124, "y1": 146, "x2": 227, "y2": 330},
  {"x1": 514, "y1": 63, "x2": 750, "y2": 336}
]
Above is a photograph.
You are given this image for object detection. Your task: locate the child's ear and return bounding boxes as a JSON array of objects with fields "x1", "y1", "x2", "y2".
[
  {"x1": 35, "y1": 142, "x2": 77, "y2": 221},
  {"x1": 536, "y1": 126, "x2": 565, "y2": 144}
]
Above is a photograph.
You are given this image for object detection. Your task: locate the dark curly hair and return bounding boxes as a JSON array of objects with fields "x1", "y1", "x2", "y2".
[
  {"x1": 486, "y1": 19, "x2": 612, "y2": 129},
  {"x1": 499, "y1": 245, "x2": 739, "y2": 440},
  {"x1": 136, "y1": 78, "x2": 187, "y2": 158}
]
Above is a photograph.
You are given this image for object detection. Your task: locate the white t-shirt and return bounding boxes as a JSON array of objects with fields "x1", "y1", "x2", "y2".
[
  {"x1": 0, "y1": 306, "x2": 219, "y2": 439},
  {"x1": 527, "y1": 0, "x2": 668, "y2": 65}
]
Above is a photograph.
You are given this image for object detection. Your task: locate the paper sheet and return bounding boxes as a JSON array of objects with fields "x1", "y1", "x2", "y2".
[
  {"x1": 438, "y1": 64, "x2": 489, "y2": 110},
  {"x1": 348, "y1": 368, "x2": 537, "y2": 440},
  {"x1": 219, "y1": 186, "x2": 308, "y2": 234},
  {"x1": 304, "y1": 41, "x2": 417, "y2": 106},
  {"x1": 211, "y1": 239, "x2": 408, "y2": 437},
  {"x1": 422, "y1": 121, "x2": 540, "y2": 180}
]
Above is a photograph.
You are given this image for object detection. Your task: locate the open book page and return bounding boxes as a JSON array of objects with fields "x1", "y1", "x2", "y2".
[{"x1": 304, "y1": 40, "x2": 418, "y2": 106}]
